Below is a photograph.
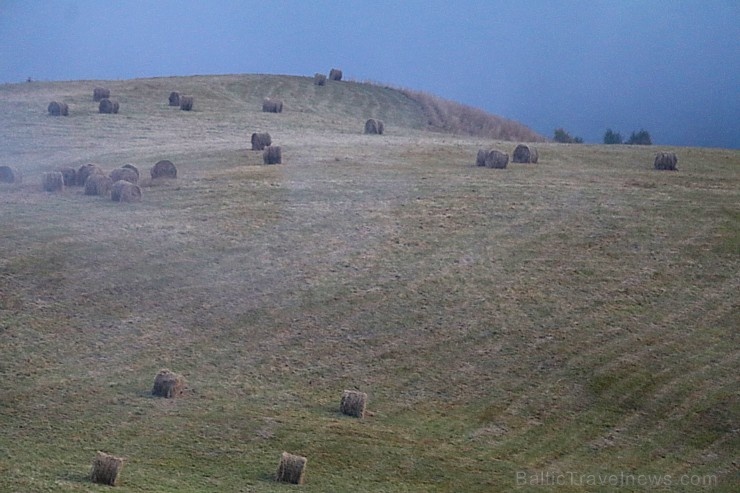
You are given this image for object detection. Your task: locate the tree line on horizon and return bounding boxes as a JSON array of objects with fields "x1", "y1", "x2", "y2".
[{"x1": 552, "y1": 127, "x2": 652, "y2": 145}]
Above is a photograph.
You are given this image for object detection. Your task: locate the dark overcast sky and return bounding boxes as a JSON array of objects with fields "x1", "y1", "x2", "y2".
[{"x1": 1, "y1": 0, "x2": 738, "y2": 148}]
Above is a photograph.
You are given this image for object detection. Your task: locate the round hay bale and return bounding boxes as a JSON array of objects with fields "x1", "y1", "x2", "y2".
[
  {"x1": 180, "y1": 95, "x2": 194, "y2": 111},
  {"x1": 42, "y1": 171, "x2": 65, "y2": 192},
  {"x1": 263, "y1": 146, "x2": 282, "y2": 165},
  {"x1": 484, "y1": 150, "x2": 509, "y2": 169},
  {"x1": 314, "y1": 73, "x2": 327, "y2": 86},
  {"x1": 99, "y1": 98, "x2": 119, "y2": 114},
  {"x1": 0, "y1": 165, "x2": 22, "y2": 184},
  {"x1": 476, "y1": 149, "x2": 489, "y2": 167},
  {"x1": 654, "y1": 152, "x2": 678, "y2": 170},
  {"x1": 57, "y1": 167, "x2": 77, "y2": 186},
  {"x1": 77, "y1": 163, "x2": 105, "y2": 186},
  {"x1": 47, "y1": 101, "x2": 69, "y2": 116},
  {"x1": 168, "y1": 91, "x2": 180, "y2": 106},
  {"x1": 151, "y1": 368, "x2": 186, "y2": 398},
  {"x1": 90, "y1": 451, "x2": 124, "y2": 486},
  {"x1": 275, "y1": 452, "x2": 307, "y2": 485},
  {"x1": 150, "y1": 160, "x2": 177, "y2": 179},
  {"x1": 109, "y1": 167, "x2": 139, "y2": 184},
  {"x1": 329, "y1": 68, "x2": 343, "y2": 81},
  {"x1": 111, "y1": 180, "x2": 142, "y2": 203},
  {"x1": 121, "y1": 163, "x2": 139, "y2": 179},
  {"x1": 364, "y1": 118, "x2": 379, "y2": 134},
  {"x1": 512, "y1": 144, "x2": 538, "y2": 163},
  {"x1": 340, "y1": 390, "x2": 367, "y2": 418},
  {"x1": 262, "y1": 98, "x2": 283, "y2": 113},
  {"x1": 84, "y1": 174, "x2": 113, "y2": 196},
  {"x1": 251, "y1": 132, "x2": 272, "y2": 151},
  {"x1": 377, "y1": 120, "x2": 385, "y2": 135},
  {"x1": 93, "y1": 87, "x2": 110, "y2": 102}
]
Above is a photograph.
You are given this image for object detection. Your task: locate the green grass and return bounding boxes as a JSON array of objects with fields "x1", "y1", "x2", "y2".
[{"x1": 1, "y1": 74, "x2": 738, "y2": 492}]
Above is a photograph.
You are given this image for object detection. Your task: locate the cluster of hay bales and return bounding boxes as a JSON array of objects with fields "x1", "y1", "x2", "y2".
[
  {"x1": 77, "y1": 163, "x2": 105, "y2": 186},
  {"x1": 99, "y1": 98, "x2": 120, "y2": 114},
  {"x1": 314, "y1": 73, "x2": 327, "y2": 86},
  {"x1": 180, "y1": 95, "x2": 194, "y2": 111},
  {"x1": 263, "y1": 146, "x2": 282, "y2": 165},
  {"x1": 654, "y1": 152, "x2": 678, "y2": 170},
  {"x1": 329, "y1": 68, "x2": 343, "y2": 81},
  {"x1": 262, "y1": 98, "x2": 283, "y2": 113},
  {"x1": 512, "y1": 144, "x2": 538, "y2": 163},
  {"x1": 90, "y1": 451, "x2": 124, "y2": 486},
  {"x1": 168, "y1": 91, "x2": 180, "y2": 106},
  {"x1": 151, "y1": 369, "x2": 186, "y2": 398},
  {"x1": 150, "y1": 159, "x2": 177, "y2": 179},
  {"x1": 93, "y1": 87, "x2": 110, "y2": 101},
  {"x1": 48, "y1": 101, "x2": 69, "y2": 116},
  {"x1": 476, "y1": 149, "x2": 509, "y2": 169},
  {"x1": 251, "y1": 132, "x2": 272, "y2": 151},
  {"x1": 0, "y1": 165, "x2": 22, "y2": 184},
  {"x1": 364, "y1": 118, "x2": 385, "y2": 135}
]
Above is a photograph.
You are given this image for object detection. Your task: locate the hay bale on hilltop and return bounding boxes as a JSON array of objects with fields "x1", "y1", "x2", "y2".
[
  {"x1": 478, "y1": 149, "x2": 508, "y2": 169},
  {"x1": 150, "y1": 160, "x2": 177, "y2": 179},
  {"x1": 42, "y1": 171, "x2": 64, "y2": 192},
  {"x1": 512, "y1": 144, "x2": 538, "y2": 163},
  {"x1": 654, "y1": 152, "x2": 678, "y2": 170},
  {"x1": 340, "y1": 390, "x2": 368, "y2": 418},
  {"x1": 109, "y1": 167, "x2": 138, "y2": 184},
  {"x1": 90, "y1": 451, "x2": 124, "y2": 486},
  {"x1": 364, "y1": 118, "x2": 385, "y2": 135},
  {"x1": 151, "y1": 368, "x2": 186, "y2": 398},
  {"x1": 84, "y1": 174, "x2": 113, "y2": 196},
  {"x1": 180, "y1": 95, "x2": 194, "y2": 111},
  {"x1": 168, "y1": 91, "x2": 180, "y2": 106},
  {"x1": 57, "y1": 167, "x2": 77, "y2": 186},
  {"x1": 276, "y1": 452, "x2": 307, "y2": 485},
  {"x1": 0, "y1": 166, "x2": 22, "y2": 184},
  {"x1": 121, "y1": 163, "x2": 139, "y2": 179},
  {"x1": 77, "y1": 163, "x2": 105, "y2": 186},
  {"x1": 263, "y1": 146, "x2": 282, "y2": 165},
  {"x1": 314, "y1": 73, "x2": 327, "y2": 86},
  {"x1": 93, "y1": 87, "x2": 110, "y2": 102},
  {"x1": 329, "y1": 68, "x2": 343, "y2": 81},
  {"x1": 48, "y1": 101, "x2": 69, "y2": 116},
  {"x1": 251, "y1": 132, "x2": 272, "y2": 151},
  {"x1": 111, "y1": 180, "x2": 142, "y2": 203},
  {"x1": 99, "y1": 98, "x2": 119, "y2": 114},
  {"x1": 262, "y1": 98, "x2": 283, "y2": 113}
]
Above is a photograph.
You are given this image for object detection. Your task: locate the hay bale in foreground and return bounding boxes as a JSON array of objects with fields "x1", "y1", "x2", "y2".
[
  {"x1": 84, "y1": 174, "x2": 113, "y2": 196},
  {"x1": 42, "y1": 171, "x2": 64, "y2": 192},
  {"x1": 58, "y1": 167, "x2": 77, "y2": 186},
  {"x1": 180, "y1": 95, "x2": 194, "y2": 111},
  {"x1": 93, "y1": 87, "x2": 110, "y2": 102},
  {"x1": 314, "y1": 73, "x2": 327, "y2": 86},
  {"x1": 0, "y1": 165, "x2": 22, "y2": 184},
  {"x1": 251, "y1": 132, "x2": 272, "y2": 151},
  {"x1": 329, "y1": 68, "x2": 343, "y2": 81},
  {"x1": 512, "y1": 144, "x2": 538, "y2": 163},
  {"x1": 48, "y1": 101, "x2": 69, "y2": 116},
  {"x1": 340, "y1": 390, "x2": 368, "y2": 418},
  {"x1": 111, "y1": 180, "x2": 142, "y2": 203},
  {"x1": 109, "y1": 167, "x2": 139, "y2": 184},
  {"x1": 77, "y1": 163, "x2": 105, "y2": 186},
  {"x1": 262, "y1": 98, "x2": 283, "y2": 113},
  {"x1": 263, "y1": 146, "x2": 282, "y2": 165},
  {"x1": 90, "y1": 451, "x2": 124, "y2": 486},
  {"x1": 99, "y1": 98, "x2": 119, "y2": 114},
  {"x1": 151, "y1": 368, "x2": 186, "y2": 398},
  {"x1": 364, "y1": 118, "x2": 384, "y2": 135},
  {"x1": 276, "y1": 452, "x2": 307, "y2": 485},
  {"x1": 654, "y1": 152, "x2": 678, "y2": 170},
  {"x1": 484, "y1": 150, "x2": 509, "y2": 169},
  {"x1": 168, "y1": 91, "x2": 180, "y2": 106},
  {"x1": 150, "y1": 160, "x2": 177, "y2": 179}
]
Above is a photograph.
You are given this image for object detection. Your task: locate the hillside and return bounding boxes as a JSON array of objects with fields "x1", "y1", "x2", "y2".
[{"x1": 0, "y1": 74, "x2": 738, "y2": 492}]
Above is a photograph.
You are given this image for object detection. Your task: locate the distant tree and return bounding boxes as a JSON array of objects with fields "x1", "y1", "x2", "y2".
[
  {"x1": 554, "y1": 128, "x2": 583, "y2": 144},
  {"x1": 603, "y1": 128, "x2": 623, "y2": 144},
  {"x1": 627, "y1": 129, "x2": 652, "y2": 145}
]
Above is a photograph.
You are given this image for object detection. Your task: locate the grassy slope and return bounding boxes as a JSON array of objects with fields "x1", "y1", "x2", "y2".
[{"x1": 0, "y1": 74, "x2": 738, "y2": 492}]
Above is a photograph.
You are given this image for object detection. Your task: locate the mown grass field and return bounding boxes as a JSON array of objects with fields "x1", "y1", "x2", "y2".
[{"x1": 1, "y1": 74, "x2": 738, "y2": 492}]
